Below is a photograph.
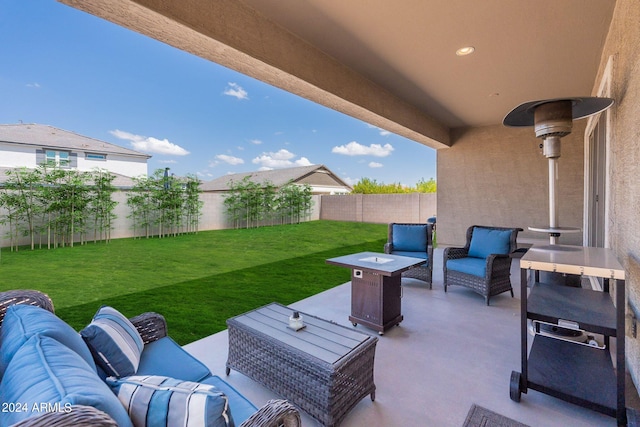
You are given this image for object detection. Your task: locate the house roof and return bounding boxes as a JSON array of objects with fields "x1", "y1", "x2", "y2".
[
  {"x1": 0, "y1": 123, "x2": 150, "y2": 158},
  {"x1": 200, "y1": 164, "x2": 351, "y2": 192}
]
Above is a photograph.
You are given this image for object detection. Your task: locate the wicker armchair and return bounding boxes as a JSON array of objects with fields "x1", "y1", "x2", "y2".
[
  {"x1": 384, "y1": 222, "x2": 434, "y2": 287},
  {"x1": 443, "y1": 225, "x2": 522, "y2": 305},
  {"x1": 0, "y1": 290, "x2": 301, "y2": 427}
]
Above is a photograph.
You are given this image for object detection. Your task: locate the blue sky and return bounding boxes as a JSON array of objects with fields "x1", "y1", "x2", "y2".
[{"x1": 0, "y1": 1, "x2": 436, "y2": 186}]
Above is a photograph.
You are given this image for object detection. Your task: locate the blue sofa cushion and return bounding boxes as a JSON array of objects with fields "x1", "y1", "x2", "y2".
[
  {"x1": 136, "y1": 336, "x2": 212, "y2": 383},
  {"x1": 392, "y1": 224, "x2": 428, "y2": 252},
  {"x1": 447, "y1": 257, "x2": 487, "y2": 278},
  {"x1": 81, "y1": 306, "x2": 144, "y2": 378},
  {"x1": 107, "y1": 375, "x2": 234, "y2": 427},
  {"x1": 0, "y1": 335, "x2": 133, "y2": 427},
  {"x1": 202, "y1": 375, "x2": 257, "y2": 426},
  {"x1": 468, "y1": 228, "x2": 512, "y2": 259},
  {"x1": 0, "y1": 305, "x2": 96, "y2": 377}
]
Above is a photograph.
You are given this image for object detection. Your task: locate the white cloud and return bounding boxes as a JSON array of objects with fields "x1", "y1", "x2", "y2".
[
  {"x1": 369, "y1": 162, "x2": 383, "y2": 168},
  {"x1": 342, "y1": 176, "x2": 357, "y2": 186},
  {"x1": 110, "y1": 130, "x2": 190, "y2": 156},
  {"x1": 331, "y1": 141, "x2": 394, "y2": 157},
  {"x1": 215, "y1": 154, "x2": 244, "y2": 165},
  {"x1": 250, "y1": 139, "x2": 262, "y2": 145},
  {"x1": 223, "y1": 82, "x2": 249, "y2": 100},
  {"x1": 366, "y1": 124, "x2": 391, "y2": 136},
  {"x1": 26, "y1": 82, "x2": 41, "y2": 88},
  {"x1": 252, "y1": 149, "x2": 313, "y2": 169},
  {"x1": 158, "y1": 159, "x2": 177, "y2": 164},
  {"x1": 295, "y1": 157, "x2": 313, "y2": 166}
]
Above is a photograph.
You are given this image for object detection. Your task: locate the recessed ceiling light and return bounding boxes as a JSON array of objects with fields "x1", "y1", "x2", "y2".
[{"x1": 456, "y1": 46, "x2": 475, "y2": 56}]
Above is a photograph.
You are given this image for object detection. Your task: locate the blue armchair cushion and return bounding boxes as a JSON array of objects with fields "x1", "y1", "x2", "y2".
[
  {"x1": 202, "y1": 375, "x2": 257, "y2": 426},
  {"x1": 135, "y1": 336, "x2": 212, "y2": 383},
  {"x1": 392, "y1": 225, "x2": 428, "y2": 252},
  {"x1": 107, "y1": 375, "x2": 234, "y2": 427},
  {"x1": 0, "y1": 304, "x2": 96, "y2": 377},
  {"x1": 0, "y1": 335, "x2": 133, "y2": 427},
  {"x1": 446, "y1": 257, "x2": 486, "y2": 278},
  {"x1": 80, "y1": 306, "x2": 144, "y2": 378},
  {"x1": 468, "y1": 228, "x2": 512, "y2": 259}
]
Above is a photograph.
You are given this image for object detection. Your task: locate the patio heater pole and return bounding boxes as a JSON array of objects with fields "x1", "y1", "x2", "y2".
[{"x1": 503, "y1": 97, "x2": 614, "y2": 245}]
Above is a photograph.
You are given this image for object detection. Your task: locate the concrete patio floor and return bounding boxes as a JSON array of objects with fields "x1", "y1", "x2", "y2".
[{"x1": 184, "y1": 248, "x2": 638, "y2": 426}]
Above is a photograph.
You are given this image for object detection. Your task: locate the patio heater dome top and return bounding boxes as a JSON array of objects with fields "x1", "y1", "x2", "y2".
[{"x1": 502, "y1": 97, "x2": 614, "y2": 128}]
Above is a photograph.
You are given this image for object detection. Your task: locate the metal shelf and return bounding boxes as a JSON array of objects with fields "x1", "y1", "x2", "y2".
[{"x1": 511, "y1": 245, "x2": 626, "y2": 426}]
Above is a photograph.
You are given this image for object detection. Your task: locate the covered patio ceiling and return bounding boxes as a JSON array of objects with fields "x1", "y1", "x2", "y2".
[{"x1": 59, "y1": 0, "x2": 615, "y2": 149}]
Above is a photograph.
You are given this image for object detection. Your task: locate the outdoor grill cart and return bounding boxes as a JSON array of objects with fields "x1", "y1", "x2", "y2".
[{"x1": 510, "y1": 245, "x2": 626, "y2": 426}]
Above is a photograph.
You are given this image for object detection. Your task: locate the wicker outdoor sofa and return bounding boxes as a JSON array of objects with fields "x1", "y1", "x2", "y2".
[{"x1": 0, "y1": 290, "x2": 301, "y2": 427}]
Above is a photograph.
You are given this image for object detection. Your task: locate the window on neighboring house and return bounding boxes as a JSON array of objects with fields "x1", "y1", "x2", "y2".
[
  {"x1": 86, "y1": 153, "x2": 107, "y2": 160},
  {"x1": 45, "y1": 150, "x2": 71, "y2": 167}
]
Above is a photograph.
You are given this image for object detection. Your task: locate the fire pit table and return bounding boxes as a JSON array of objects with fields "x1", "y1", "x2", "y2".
[{"x1": 326, "y1": 251, "x2": 426, "y2": 334}]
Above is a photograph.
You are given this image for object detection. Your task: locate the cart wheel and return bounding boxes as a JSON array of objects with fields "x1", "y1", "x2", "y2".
[
  {"x1": 510, "y1": 371, "x2": 522, "y2": 402},
  {"x1": 352, "y1": 322, "x2": 358, "y2": 327},
  {"x1": 225, "y1": 367, "x2": 231, "y2": 376},
  {"x1": 370, "y1": 391, "x2": 375, "y2": 402},
  {"x1": 378, "y1": 331, "x2": 384, "y2": 336}
]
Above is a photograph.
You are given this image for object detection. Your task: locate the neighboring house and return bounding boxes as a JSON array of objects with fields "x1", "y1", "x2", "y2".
[
  {"x1": 0, "y1": 123, "x2": 150, "y2": 180},
  {"x1": 201, "y1": 164, "x2": 352, "y2": 195}
]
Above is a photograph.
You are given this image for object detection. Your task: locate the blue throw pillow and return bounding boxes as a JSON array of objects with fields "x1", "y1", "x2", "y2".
[
  {"x1": 0, "y1": 304, "x2": 96, "y2": 376},
  {"x1": 392, "y1": 224, "x2": 428, "y2": 252},
  {"x1": 106, "y1": 375, "x2": 234, "y2": 427},
  {"x1": 468, "y1": 228, "x2": 513, "y2": 259},
  {"x1": 81, "y1": 306, "x2": 144, "y2": 378},
  {"x1": 0, "y1": 335, "x2": 133, "y2": 427}
]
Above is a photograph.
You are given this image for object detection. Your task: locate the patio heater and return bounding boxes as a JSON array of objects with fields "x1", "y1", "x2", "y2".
[
  {"x1": 503, "y1": 97, "x2": 613, "y2": 245},
  {"x1": 503, "y1": 97, "x2": 614, "y2": 342}
]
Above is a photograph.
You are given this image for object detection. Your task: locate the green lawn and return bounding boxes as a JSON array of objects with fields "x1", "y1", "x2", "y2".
[{"x1": 0, "y1": 220, "x2": 387, "y2": 344}]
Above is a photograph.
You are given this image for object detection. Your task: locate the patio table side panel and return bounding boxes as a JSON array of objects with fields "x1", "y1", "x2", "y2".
[{"x1": 225, "y1": 317, "x2": 377, "y2": 427}]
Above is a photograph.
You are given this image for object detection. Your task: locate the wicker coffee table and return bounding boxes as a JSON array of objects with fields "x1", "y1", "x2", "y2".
[{"x1": 226, "y1": 303, "x2": 378, "y2": 427}]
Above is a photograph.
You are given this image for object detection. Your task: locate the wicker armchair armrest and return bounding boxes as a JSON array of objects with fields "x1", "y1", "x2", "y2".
[
  {"x1": 443, "y1": 246, "x2": 468, "y2": 261},
  {"x1": 129, "y1": 312, "x2": 167, "y2": 344},
  {"x1": 485, "y1": 253, "x2": 513, "y2": 277},
  {"x1": 383, "y1": 242, "x2": 393, "y2": 253},
  {"x1": 239, "y1": 399, "x2": 301, "y2": 427},
  {"x1": 0, "y1": 290, "x2": 54, "y2": 327},
  {"x1": 10, "y1": 405, "x2": 118, "y2": 427}
]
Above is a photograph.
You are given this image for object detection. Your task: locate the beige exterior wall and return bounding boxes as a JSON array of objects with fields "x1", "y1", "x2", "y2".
[
  {"x1": 320, "y1": 193, "x2": 437, "y2": 224},
  {"x1": 595, "y1": 0, "x2": 640, "y2": 387},
  {"x1": 437, "y1": 122, "x2": 586, "y2": 247}
]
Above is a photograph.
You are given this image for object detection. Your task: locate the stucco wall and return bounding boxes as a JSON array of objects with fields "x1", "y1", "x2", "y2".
[
  {"x1": 320, "y1": 193, "x2": 437, "y2": 224},
  {"x1": 595, "y1": 0, "x2": 640, "y2": 388},
  {"x1": 437, "y1": 122, "x2": 586, "y2": 247}
]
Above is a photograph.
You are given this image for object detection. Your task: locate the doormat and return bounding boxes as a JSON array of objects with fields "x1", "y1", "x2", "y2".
[{"x1": 463, "y1": 404, "x2": 530, "y2": 427}]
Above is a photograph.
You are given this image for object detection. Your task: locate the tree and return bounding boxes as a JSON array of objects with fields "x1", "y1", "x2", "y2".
[
  {"x1": 183, "y1": 175, "x2": 203, "y2": 234},
  {"x1": 89, "y1": 169, "x2": 118, "y2": 243},
  {"x1": 126, "y1": 169, "x2": 203, "y2": 238},
  {"x1": 352, "y1": 177, "x2": 437, "y2": 194},
  {"x1": 2, "y1": 168, "x2": 42, "y2": 250},
  {"x1": 415, "y1": 177, "x2": 437, "y2": 193}
]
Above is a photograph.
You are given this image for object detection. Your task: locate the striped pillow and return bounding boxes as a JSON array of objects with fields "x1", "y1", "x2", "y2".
[
  {"x1": 81, "y1": 306, "x2": 144, "y2": 378},
  {"x1": 106, "y1": 375, "x2": 234, "y2": 427}
]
